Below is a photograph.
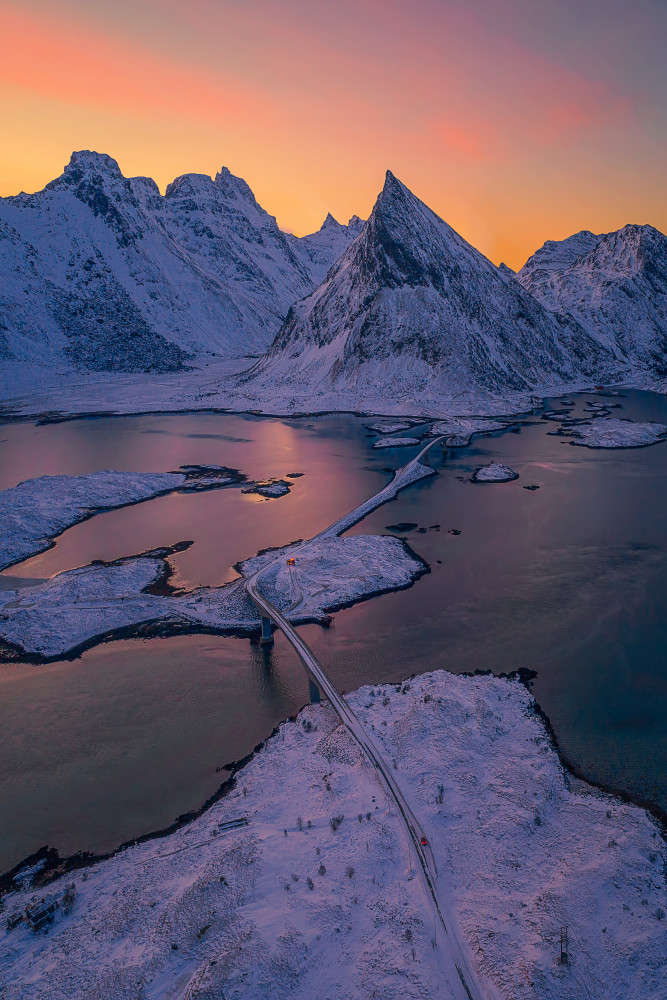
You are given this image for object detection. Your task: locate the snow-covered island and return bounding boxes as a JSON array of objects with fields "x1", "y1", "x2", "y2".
[
  {"x1": 0, "y1": 535, "x2": 426, "y2": 660},
  {"x1": 372, "y1": 436, "x2": 422, "y2": 449},
  {"x1": 430, "y1": 417, "x2": 510, "y2": 447},
  {"x1": 366, "y1": 420, "x2": 416, "y2": 434},
  {"x1": 243, "y1": 479, "x2": 292, "y2": 499},
  {"x1": 1, "y1": 670, "x2": 664, "y2": 1000},
  {"x1": 0, "y1": 468, "x2": 245, "y2": 572},
  {"x1": 472, "y1": 463, "x2": 519, "y2": 483},
  {"x1": 560, "y1": 418, "x2": 667, "y2": 449}
]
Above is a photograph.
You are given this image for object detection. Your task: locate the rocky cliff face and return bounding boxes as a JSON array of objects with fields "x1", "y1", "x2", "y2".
[
  {"x1": 243, "y1": 172, "x2": 618, "y2": 398},
  {"x1": 518, "y1": 225, "x2": 667, "y2": 374},
  {"x1": 0, "y1": 152, "x2": 358, "y2": 373}
]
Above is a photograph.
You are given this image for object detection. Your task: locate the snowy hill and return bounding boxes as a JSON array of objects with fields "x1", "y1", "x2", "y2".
[
  {"x1": 242, "y1": 172, "x2": 618, "y2": 402},
  {"x1": 517, "y1": 225, "x2": 667, "y2": 373},
  {"x1": 0, "y1": 152, "x2": 357, "y2": 375}
]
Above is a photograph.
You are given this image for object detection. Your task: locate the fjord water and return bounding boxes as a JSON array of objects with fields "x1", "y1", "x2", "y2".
[{"x1": 1, "y1": 393, "x2": 666, "y2": 870}]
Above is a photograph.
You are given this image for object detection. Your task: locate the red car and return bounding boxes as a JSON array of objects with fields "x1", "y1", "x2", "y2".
[{"x1": 420, "y1": 836, "x2": 429, "y2": 846}]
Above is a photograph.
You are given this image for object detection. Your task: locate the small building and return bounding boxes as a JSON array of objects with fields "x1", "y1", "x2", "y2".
[{"x1": 25, "y1": 894, "x2": 59, "y2": 932}]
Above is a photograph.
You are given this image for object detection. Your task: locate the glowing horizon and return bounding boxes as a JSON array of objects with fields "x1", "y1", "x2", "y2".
[{"x1": 2, "y1": 0, "x2": 666, "y2": 269}]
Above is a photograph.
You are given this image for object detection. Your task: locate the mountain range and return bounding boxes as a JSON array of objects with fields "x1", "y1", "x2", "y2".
[
  {"x1": 0, "y1": 151, "x2": 361, "y2": 373},
  {"x1": 1, "y1": 152, "x2": 666, "y2": 401}
]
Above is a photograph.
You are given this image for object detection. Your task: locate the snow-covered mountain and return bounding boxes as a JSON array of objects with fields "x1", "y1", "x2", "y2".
[
  {"x1": 292, "y1": 213, "x2": 365, "y2": 285},
  {"x1": 0, "y1": 152, "x2": 359, "y2": 374},
  {"x1": 242, "y1": 172, "x2": 618, "y2": 400},
  {"x1": 517, "y1": 225, "x2": 667, "y2": 373}
]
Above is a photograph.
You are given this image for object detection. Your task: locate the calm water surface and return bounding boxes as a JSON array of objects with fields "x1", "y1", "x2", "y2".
[{"x1": 1, "y1": 394, "x2": 666, "y2": 870}]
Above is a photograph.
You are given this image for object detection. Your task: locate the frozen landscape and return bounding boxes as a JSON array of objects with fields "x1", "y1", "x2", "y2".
[
  {"x1": 0, "y1": 534, "x2": 425, "y2": 660},
  {"x1": 2, "y1": 156, "x2": 666, "y2": 421},
  {"x1": 1, "y1": 671, "x2": 664, "y2": 1000},
  {"x1": 1, "y1": 140, "x2": 667, "y2": 1000}
]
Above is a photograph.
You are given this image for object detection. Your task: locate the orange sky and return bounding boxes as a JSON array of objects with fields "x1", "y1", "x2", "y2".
[{"x1": 2, "y1": 0, "x2": 666, "y2": 268}]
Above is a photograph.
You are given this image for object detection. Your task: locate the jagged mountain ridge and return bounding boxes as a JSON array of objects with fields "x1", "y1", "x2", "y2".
[
  {"x1": 292, "y1": 213, "x2": 365, "y2": 285},
  {"x1": 0, "y1": 152, "x2": 361, "y2": 373},
  {"x1": 517, "y1": 225, "x2": 667, "y2": 373},
  {"x1": 243, "y1": 171, "x2": 619, "y2": 399}
]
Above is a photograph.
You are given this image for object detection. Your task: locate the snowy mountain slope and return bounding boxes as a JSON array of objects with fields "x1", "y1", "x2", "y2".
[
  {"x1": 0, "y1": 152, "x2": 358, "y2": 375},
  {"x1": 517, "y1": 225, "x2": 667, "y2": 373},
  {"x1": 518, "y1": 230, "x2": 604, "y2": 286},
  {"x1": 292, "y1": 213, "x2": 365, "y2": 284},
  {"x1": 242, "y1": 172, "x2": 619, "y2": 400}
]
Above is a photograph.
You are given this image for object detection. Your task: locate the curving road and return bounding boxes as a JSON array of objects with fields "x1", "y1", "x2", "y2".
[{"x1": 244, "y1": 437, "x2": 497, "y2": 1000}]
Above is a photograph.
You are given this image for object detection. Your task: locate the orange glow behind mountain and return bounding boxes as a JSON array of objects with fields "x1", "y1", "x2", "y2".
[{"x1": 2, "y1": 0, "x2": 666, "y2": 269}]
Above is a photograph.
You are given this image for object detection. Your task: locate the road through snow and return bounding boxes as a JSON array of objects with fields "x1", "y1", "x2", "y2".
[{"x1": 245, "y1": 437, "x2": 500, "y2": 1000}]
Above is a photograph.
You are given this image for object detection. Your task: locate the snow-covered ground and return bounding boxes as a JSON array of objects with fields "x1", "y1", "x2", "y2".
[
  {"x1": 366, "y1": 420, "x2": 416, "y2": 434},
  {"x1": 0, "y1": 468, "x2": 242, "y2": 572},
  {"x1": 372, "y1": 436, "x2": 422, "y2": 449},
  {"x1": 1, "y1": 670, "x2": 663, "y2": 1000},
  {"x1": 472, "y1": 463, "x2": 519, "y2": 483},
  {"x1": 0, "y1": 535, "x2": 425, "y2": 659},
  {"x1": 430, "y1": 417, "x2": 510, "y2": 446},
  {"x1": 0, "y1": 355, "x2": 603, "y2": 422},
  {"x1": 561, "y1": 418, "x2": 667, "y2": 448}
]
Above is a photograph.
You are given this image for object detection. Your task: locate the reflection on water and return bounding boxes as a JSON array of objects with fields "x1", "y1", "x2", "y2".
[{"x1": 0, "y1": 393, "x2": 666, "y2": 870}]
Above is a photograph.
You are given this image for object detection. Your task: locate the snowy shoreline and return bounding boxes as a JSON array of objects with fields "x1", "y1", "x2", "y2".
[
  {"x1": 1, "y1": 669, "x2": 664, "y2": 1000},
  {"x1": 0, "y1": 534, "x2": 428, "y2": 662},
  {"x1": 0, "y1": 468, "x2": 247, "y2": 573}
]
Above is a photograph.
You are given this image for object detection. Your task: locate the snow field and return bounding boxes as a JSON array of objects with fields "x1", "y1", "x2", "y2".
[{"x1": 1, "y1": 670, "x2": 664, "y2": 1000}]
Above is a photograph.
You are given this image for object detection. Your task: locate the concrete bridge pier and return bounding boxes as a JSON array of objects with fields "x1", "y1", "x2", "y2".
[
  {"x1": 259, "y1": 616, "x2": 274, "y2": 646},
  {"x1": 308, "y1": 678, "x2": 321, "y2": 704}
]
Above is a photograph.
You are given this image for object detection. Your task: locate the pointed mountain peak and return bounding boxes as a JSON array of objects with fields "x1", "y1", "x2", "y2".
[
  {"x1": 348, "y1": 214, "x2": 364, "y2": 230},
  {"x1": 214, "y1": 166, "x2": 258, "y2": 205},
  {"x1": 374, "y1": 171, "x2": 428, "y2": 220},
  {"x1": 380, "y1": 169, "x2": 408, "y2": 198},
  {"x1": 320, "y1": 212, "x2": 342, "y2": 231}
]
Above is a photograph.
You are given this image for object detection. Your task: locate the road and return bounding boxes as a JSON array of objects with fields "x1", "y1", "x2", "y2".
[{"x1": 244, "y1": 437, "x2": 498, "y2": 1000}]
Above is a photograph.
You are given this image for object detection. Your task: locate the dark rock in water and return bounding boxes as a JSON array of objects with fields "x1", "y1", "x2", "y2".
[
  {"x1": 286, "y1": 472, "x2": 304, "y2": 478},
  {"x1": 243, "y1": 479, "x2": 292, "y2": 499},
  {"x1": 385, "y1": 522, "x2": 418, "y2": 532},
  {"x1": 176, "y1": 465, "x2": 246, "y2": 491},
  {"x1": 523, "y1": 485, "x2": 540, "y2": 491},
  {"x1": 447, "y1": 529, "x2": 461, "y2": 535}
]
